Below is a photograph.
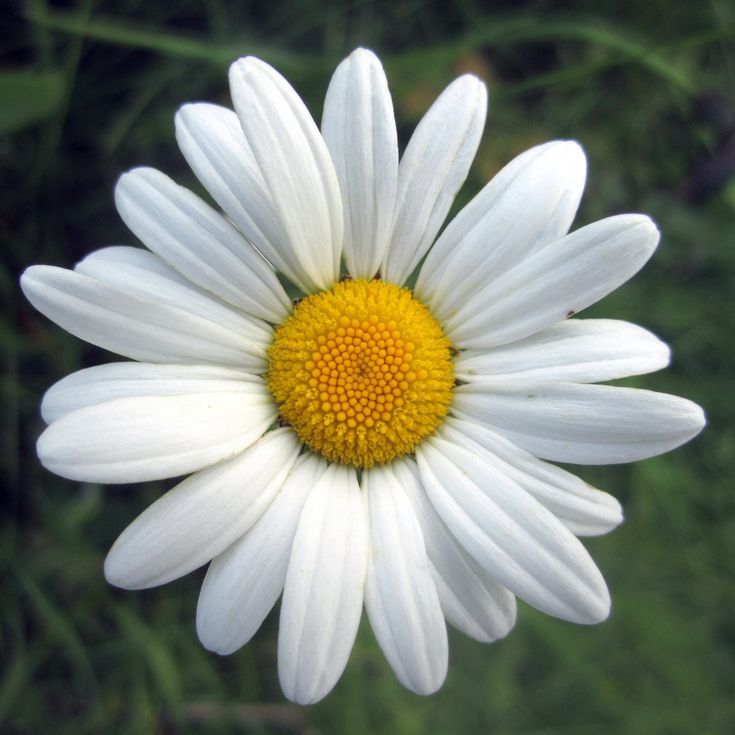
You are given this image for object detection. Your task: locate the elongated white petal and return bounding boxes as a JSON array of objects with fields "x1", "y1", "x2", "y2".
[
  {"x1": 417, "y1": 437, "x2": 611, "y2": 624},
  {"x1": 416, "y1": 141, "x2": 586, "y2": 317},
  {"x1": 229, "y1": 57, "x2": 342, "y2": 293},
  {"x1": 104, "y1": 428, "x2": 300, "y2": 589},
  {"x1": 439, "y1": 418, "x2": 622, "y2": 536},
  {"x1": 393, "y1": 459, "x2": 517, "y2": 641},
  {"x1": 444, "y1": 214, "x2": 660, "y2": 348},
  {"x1": 362, "y1": 464, "x2": 447, "y2": 694},
  {"x1": 175, "y1": 103, "x2": 304, "y2": 284},
  {"x1": 197, "y1": 454, "x2": 328, "y2": 655},
  {"x1": 42, "y1": 362, "x2": 259, "y2": 424},
  {"x1": 115, "y1": 167, "x2": 290, "y2": 323},
  {"x1": 75, "y1": 247, "x2": 271, "y2": 344},
  {"x1": 452, "y1": 382, "x2": 705, "y2": 464},
  {"x1": 455, "y1": 319, "x2": 670, "y2": 385},
  {"x1": 278, "y1": 464, "x2": 368, "y2": 705},
  {"x1": 322, "y1": 48, "x2": 398, "y2": 279},
  {"x1": 21, "y1": 265, "x2": 267, "y2": 370},
  {"x1": 382, "y1": 75, "x2": 487, "y2": 285},
  {"x1": 37, "y1": 385, "x2": 276, "y2": 483}
]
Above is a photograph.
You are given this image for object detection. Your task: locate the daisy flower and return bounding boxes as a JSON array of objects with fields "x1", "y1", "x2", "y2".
[{"x1": 21, "y1": 48, "x2": 705, "y2": 704}]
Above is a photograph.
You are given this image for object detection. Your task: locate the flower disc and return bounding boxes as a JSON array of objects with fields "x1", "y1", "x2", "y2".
[{"x1": 268, "y1": 279, "x2": 454, "y2": 468}]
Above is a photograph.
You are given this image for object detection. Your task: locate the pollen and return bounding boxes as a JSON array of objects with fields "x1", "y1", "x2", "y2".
[{"x1": 268, "y1": 279, "x2": 454, "y2": 468}]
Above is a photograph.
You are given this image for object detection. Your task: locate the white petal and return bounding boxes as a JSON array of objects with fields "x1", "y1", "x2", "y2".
[
  {"x1": 440, "y1": 418, "x2": 622, "y2": 536},
  {"x1": 444, "y1": 214, "x2": 660, "y2": 349},
  {"x1": 416, "y1": 141, "x2": 586, "y2": 317},
  {"x1": 75, "y1": 247, "x2": 271, "y2": 345},
  {"x1": 115, "y1": 167, "x2": 290, "y2": 323},
  {"x1": 382, "y1": 75, "x2": 487, "y2": 285},
  {"x1": 21, "y1": 264, "x2": 267, "y2": 370},
  {"x1": 197, "y1": 454, "x2": 328, "y2": 655},
  {"x1": 452, "y1": 381, "x2": 706, "y2": 464},
  {"x1": 393, "y1": 458, "x2": 517, "y2": 642},
  {"x1": 41, "y1": 362, "x2": 259, "y2": 424},
  {"x1": 37, "y1": 385, "x2": 276, "y2": 483},
  {"x1": 104, "y1": 428, "x2": 300, "y2": 589},
  {"x1": 278, "y1": 464, "x2": 368, "y2": 705},
  {"x1": 362, "y1": 464, "x2": 447, "y2": 695},
  {"x1": 417, "y1": 437, "x2": 611, "y2": 624},
  {"x1": 322, "y1": 48, "x2": 398, "y2": 279},
  {"x1": 229, "y1": 57, "x2": 343, "y2": 293},
  {"x1": 454, "y1": 319, "x2": 670, "y2": 385},
  {"x1": 175, "y1": 103, "x2": 303, "y2": 287}
]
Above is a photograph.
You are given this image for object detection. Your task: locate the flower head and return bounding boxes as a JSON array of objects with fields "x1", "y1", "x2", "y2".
[{"x1": 21, "y1": 48, "x2": 705, "y2": 704}]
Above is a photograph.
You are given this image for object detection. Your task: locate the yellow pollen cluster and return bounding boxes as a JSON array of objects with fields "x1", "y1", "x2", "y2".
[{"x1": 268, "y1": 279, "x2": 454, "y2": 468}]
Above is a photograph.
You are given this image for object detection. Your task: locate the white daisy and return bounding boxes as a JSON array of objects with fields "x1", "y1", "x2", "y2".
[{"x1": 21, "y1": 48, "x2": 705, "y2": 704}]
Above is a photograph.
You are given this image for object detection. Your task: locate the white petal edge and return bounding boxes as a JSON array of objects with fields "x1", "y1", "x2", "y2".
[
  {"x1": 197, "y1": 453, "x2": 328, "y2": 655},
  {"x1": 278, "y1": 464, "x2": 368, "y2": 705},
  {"x1": 439, "y1": 418, "x2": 623, "y2": 536},
  {"x1": 362, "y1": 463, "x2": 448, "y2": 695},
  {"x1": 322, "y1": 48, "x2": 398, "y2": 279},
  {"x1": 37, "y1": 386, "x2": 276, "y2": 483},
  {"x1": 416, "y1": 140, "x2": 586, "y2": 318},
  {"x1": 417, "y1": 437, "x2": 611, "y2": 624},
  {"x1": 75, "y1": 246, "x2": 271, "y2": 346},
  {"x1": 452, "y1": 381, "x2": 706, "y2": 464},
  {"x1": 229, "y1": 57, "x2": 343, "y2": 293},
  {"x1": 104, "y1": 428, "x2": 300, "y2": 589},
  {"x1": 41, "y1": 362, "x2": 260, "y2": 424},
  {"x1": 115, "y1": 167, "x2": 291, "y2": 323},
  {"x1": 454, "y1": 319, "x2": 670, "y2": 385},
  {"x1": 175, "y1": 102, "x2": 310, "y2": 289},
  {"x1": 393, "y1": 458, "x2": 517, "y2": 642},
  {"x1": 444, "y1": 214, "x2": 660, "y2": 349},
  {"x1": 381, "y1": 74, "x2": 487, "y2": 285},
  {"x1": 21, "y1": 264, "x2": 267, "y2": 370}
]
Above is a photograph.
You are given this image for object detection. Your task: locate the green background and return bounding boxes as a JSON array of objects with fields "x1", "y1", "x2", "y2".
[{"x1": 1, "y1": 1, "x2": 733, "y2": 733}]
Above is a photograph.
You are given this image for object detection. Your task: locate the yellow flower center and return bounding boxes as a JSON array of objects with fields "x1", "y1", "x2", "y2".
[{"x1": 268, "y1": 279, "x2": 454, "y2": 468}]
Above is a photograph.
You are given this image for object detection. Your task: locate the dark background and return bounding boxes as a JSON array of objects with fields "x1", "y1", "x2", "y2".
[{"x1": 1, "y1": 1, "x2": 733, "y2": 733}]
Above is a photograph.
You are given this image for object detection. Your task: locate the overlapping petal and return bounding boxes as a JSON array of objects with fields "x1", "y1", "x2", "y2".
[
  {"x1": 417, "y1": 436, "x2": 611, "y2": 624},
  {"x1": 439, "y1": 418, "x2": 622, "y2": 536},
  {"x1": 443, "y1": 214, "x2": 660, "y2": 348},
  {"x1": 21, "y1": 263, "x2": 268, "y2": 370},
  {"x1": 175, "y1": 103, "x2": 300, "y2": 285},
  {"x1": 362, "y1": 463, "x2": 448, "y2": 694},
  {"x1": 75, "y1": 247, "x2": 271, "y2": 343},
  {"x1": 229, "y1": 57, "x2": 343, "y2": 293},
  {"x1": 115, "y1": 167, "x2": 291, "y2": 323},
  {"x1": 278, "y1": 464, "x2": 368, "y2": 705},
  {"x1": 416, "y1": 140, "x2": 586, "y2": 316},
  {"x1": 197, "y1": 454, "x2": 328, "y2": 655},
  {"x1": 393, "y1": 458, "x2": 517, "y2": 642},
  {"x1": 104, "y1": 428, "x2": 300, "y2": 589}
]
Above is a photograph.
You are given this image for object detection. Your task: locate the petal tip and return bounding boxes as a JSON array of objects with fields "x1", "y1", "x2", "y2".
[
  {"x1": 457, "y1": 72, "x2": 488, "y2": 99},
  {"x1": 688, "y1": 401, "x2": 707, "y2": 436},
  {"x1": 560, "y1": 139, "x2": 587, "y2": 167},
  {"x1": 349, "y1": 46, "x2": 379, "y2": 64},
  {"x1": 575, "y1": 583, "x2": 611, "y2": 625},
  {"x1": 195, "y1": 612, "x2": 238, "y2": 656},
  {"x1": 228, "y1": 55, "x2": 269, "y2": 85},
  {"x1": 103, "y1": 548, "x2": 135, "y2": 590}
]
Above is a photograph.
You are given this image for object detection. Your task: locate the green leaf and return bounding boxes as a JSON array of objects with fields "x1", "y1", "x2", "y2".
[{"x1": 0, "y1": 71, "x2": 65, "y2": 135}]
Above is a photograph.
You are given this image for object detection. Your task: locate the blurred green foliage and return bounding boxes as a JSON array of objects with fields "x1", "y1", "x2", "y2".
[{"x1": 2, "y1": 0, "x2": 734, "y2": 733}]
